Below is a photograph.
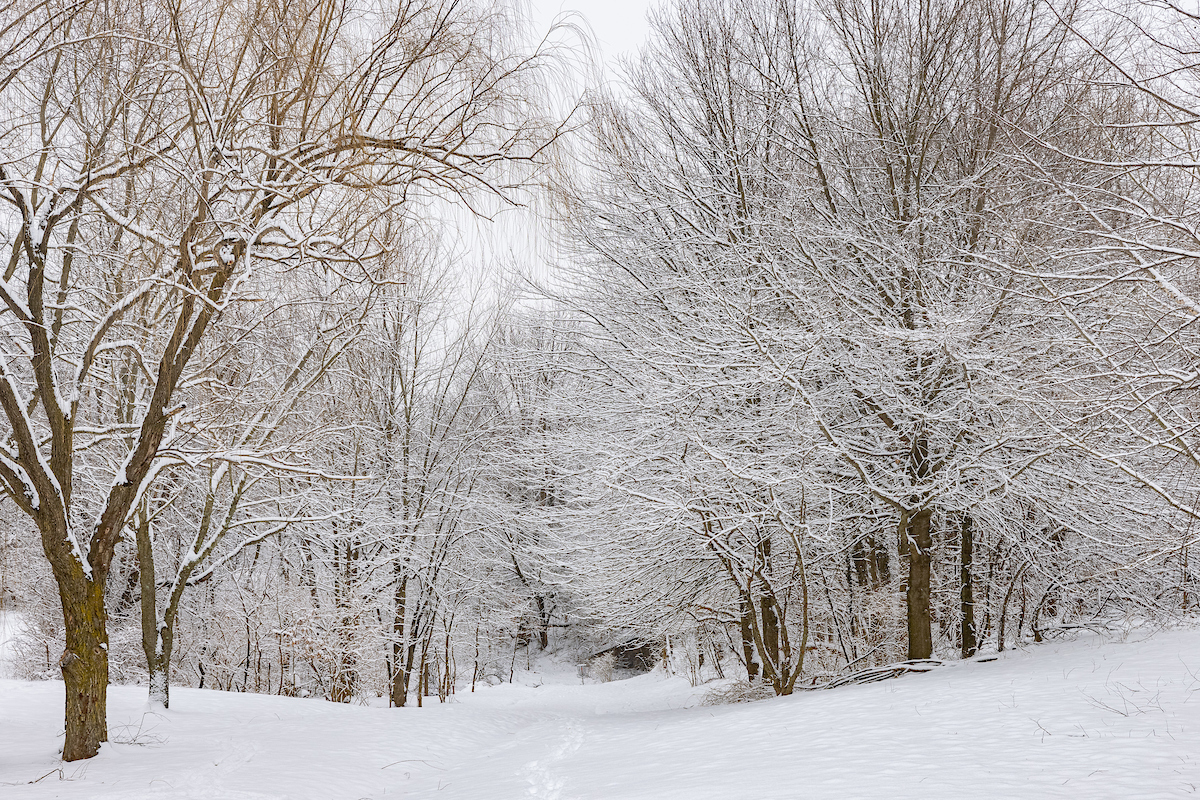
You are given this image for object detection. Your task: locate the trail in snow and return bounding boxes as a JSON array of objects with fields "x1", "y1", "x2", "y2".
[{"x1": 4, "y1": 629, "x2": 1200, "y2": 798}]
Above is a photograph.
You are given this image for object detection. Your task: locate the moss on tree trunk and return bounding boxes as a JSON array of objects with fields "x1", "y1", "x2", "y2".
[{"x1": 59, "y1": 578, "x2": 109, "y2": 761}]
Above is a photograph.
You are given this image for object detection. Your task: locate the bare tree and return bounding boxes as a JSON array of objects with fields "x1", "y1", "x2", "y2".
[
  {"x1": 133, "y1": 275, "x2": 371, "y2": 708},
  {"x1": 0, "y1": 0, "x2": 553, "y2": 759},
  {"x1": 560, "y1": 0, "x2": 1119, "y2": 684},
  {"x1": 1025, "y1": 1, "x2": 1200, "y2": 583}
]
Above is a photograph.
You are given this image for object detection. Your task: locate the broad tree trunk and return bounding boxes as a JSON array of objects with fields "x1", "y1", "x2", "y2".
[
  {"x1": 59, "y1": 577, "x2": 109, "y2": 761},
  {"x1": 905, "y1": 508, "x2": 933, "y2": 660},
  {"x1": 960, "y1": 513, "x2": 977, "y2": 658}
]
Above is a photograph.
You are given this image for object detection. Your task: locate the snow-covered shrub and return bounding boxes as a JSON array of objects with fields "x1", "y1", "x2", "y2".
[
  {"x1": 702, "y1": 679, "x2": 776, "y2": 705},
  {"x1": 589, "y1": 651, "x2": 616, "y2": 682}
]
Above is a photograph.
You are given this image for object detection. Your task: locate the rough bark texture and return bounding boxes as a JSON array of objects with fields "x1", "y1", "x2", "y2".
[
  {"x1": 960, "y1": 513, "x2": 977, "y2": 658},
  {"x1": 59, "y1": 578, "x2": 109, "y2": 761},
  {"x1": 906, "y1": 507, "x2": 933, "y2": 660}
]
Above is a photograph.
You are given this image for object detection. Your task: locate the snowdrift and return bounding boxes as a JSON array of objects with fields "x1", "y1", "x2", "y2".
[{"x1": 3, "y1": 628, "x2": 1200, "y2": 798}]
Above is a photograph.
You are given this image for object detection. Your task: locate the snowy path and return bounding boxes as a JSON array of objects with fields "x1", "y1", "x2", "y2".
[{"x1": 5, "y1": 629, "x2": 1200, "y2": 798}]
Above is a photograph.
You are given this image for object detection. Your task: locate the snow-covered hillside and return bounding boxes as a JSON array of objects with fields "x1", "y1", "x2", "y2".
[{"x1": 3, "y1": 629, "x2": 1200, "y2": 799}]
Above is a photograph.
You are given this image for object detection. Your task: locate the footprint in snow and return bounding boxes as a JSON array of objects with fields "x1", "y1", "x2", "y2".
[
  {"x1": 523, "y1": 759, "x2": 566, "y2": 800},
  {"x1": 522, "y1": 720, "x2": 584, "y2": 799}
]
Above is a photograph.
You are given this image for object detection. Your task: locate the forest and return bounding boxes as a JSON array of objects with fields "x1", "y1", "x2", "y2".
[{"x1": 1, "y1": 0, "x2": 1199, "y2": 767}]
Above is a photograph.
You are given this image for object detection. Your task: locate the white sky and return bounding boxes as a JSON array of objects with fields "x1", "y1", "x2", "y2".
[{"x1": 529, "y1": 0, "x2": 656, "y2": 66}]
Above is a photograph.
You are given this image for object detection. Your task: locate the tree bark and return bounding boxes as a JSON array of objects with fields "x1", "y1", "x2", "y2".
[
  {"x1": 960, "y1": 513, "x2": 977, "y2": 658},
  {"x1": 534, "y1": 595, "x2": 550, "y2": 650},
  {"x1": 739, "y1": 599, "x2": 759, "y2": 681},
  {"x1": 760, "y1": 591, "x2": 781, "y2": 684},
  {"x1": 331, "y1": 536, "x2": 359, "y2": 703},
  {"x1": 872, "y1": 536, "x2": 891, "y2": 586},
  {"x1": 136, "y1": 510, "x2": 172, "y2": 708},
  {"x1": 906, "y1": 507, "x2": 933, "y2": 660},
  {"x1": 390, "y1": 572, "x2": 409, "y2": 707},
  {"x1": 997, "y1": 563, "x2": 1027, "y2": 653},
  {"x1": 59, "y1": 577, "x2": 109, "y2": 761}
]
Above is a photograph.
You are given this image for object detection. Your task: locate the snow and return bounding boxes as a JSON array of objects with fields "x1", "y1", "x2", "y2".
[
  {"x1": 0, "y1": 275, "x2": 34, "y2": 320},
  {"x1": 0, "y1": 611, "x2": 24, "y2": 678},
  {"x1": 0, "y1": 450, "x2": 39, "y2": 509},
  {"x1": 4, "y1": 629, "x2": 1200, "y2": 798}
]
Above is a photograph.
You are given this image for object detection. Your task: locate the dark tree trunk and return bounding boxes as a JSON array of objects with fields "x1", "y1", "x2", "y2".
[
  {"x1": 997, "y1": 563, "x2": 1026, "y2": 653},
  {"x1": 851, "y1": 536, "x2": 871, "y2": 587},
  {"x1": 872, "y1": 536, "x2": 891, "y2": 586},
  {"x1": 59, "y1": 577, "x2": 109, "y2": 761},
  {"x1": 534, "y1": 595, "x2": 550, "y2": 650},
  {"x1": 739, "y1": 599, "x2": 759, "y2": 681},
  {"x1": 960, "y1": 513, "x2": 977, "y2": 658},
  {"x1": 906, "y1": 508, "x2": 933, "y2": 660},
  {"x1": 390, "y1": 573, "x2": 409, "y2": 707},
  {"x1": 760, "y1": 591, "x2": 781, "y2": 684}
]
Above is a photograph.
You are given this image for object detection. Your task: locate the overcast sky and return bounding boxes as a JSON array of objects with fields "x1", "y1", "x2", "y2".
[{"x1": 530, "y1": 0, "x2": 655, "y2": 66}]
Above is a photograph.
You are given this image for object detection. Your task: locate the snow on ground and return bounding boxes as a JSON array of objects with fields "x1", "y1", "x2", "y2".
[{"x1": 4, "y1": 629, "x2": 1200, "y2": 798}]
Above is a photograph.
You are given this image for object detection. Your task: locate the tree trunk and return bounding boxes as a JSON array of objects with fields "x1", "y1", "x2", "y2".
[
  {"x1": 760, "y1": 591, "x2": 781, "y2": 684},
  {"x1": 146, "y1": 648, "x2": 170, "y2": 708},
  {"x1": 739, "y1": 599, "x2": 759, "y2": 681},
  {"x1": 136, "y1": 511, "x2": 172, "y2": 708},
  {"x1": 140, "y1": 612, "x2": 172, "y2": 709},
  {"x1": 906, "y1": 507, "x2": 933, "y2": 660},
  {"x1": 851, "y1": 537, "x2": 871, "y2": 587},
  {"x1": 997, "y1": 563, "x2": 1026, "y2": 653},
  {"x1": 390, "y1": 573, "x2": 408, "y2": 707},
  {"x1": 960, "y1": 513, "x2": 977, "y2": 658},
  {"x1": 331, "y1": 647, "x2": 358, "y2": 704},
  {"x1": 417, "y1": 649, "x2": 428, "y2": 708},
  {"x1": 534, "y1": 595, "x2": 550, "y2": 650},
  {"x1": 332, "y1": 537, "x2": 359, "y2": 704},
  {"x1": 872, "y1": 536, "x2": 891, "y2": 586},
  {"x1": 59, "y1": 577, "x2": 109, "y2": 761}
]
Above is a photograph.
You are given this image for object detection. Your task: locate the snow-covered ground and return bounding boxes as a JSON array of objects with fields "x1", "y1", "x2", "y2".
[{"x1": 4, "y1": 629, "x2": 1200, "y2": 798}]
